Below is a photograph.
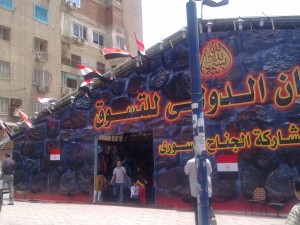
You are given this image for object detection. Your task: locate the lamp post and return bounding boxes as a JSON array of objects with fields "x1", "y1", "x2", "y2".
[{"x1": 186, "y1": 1, "x2": 210, "y2": 225}]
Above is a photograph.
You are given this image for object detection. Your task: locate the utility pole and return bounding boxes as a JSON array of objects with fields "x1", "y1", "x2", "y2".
[{"x1": 186, "y1": 1, "x2": 210, "y2": 225}]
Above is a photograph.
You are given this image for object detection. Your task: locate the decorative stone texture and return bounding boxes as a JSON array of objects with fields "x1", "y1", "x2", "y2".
[
  {"x1": 127, "y1": 75, "x2": 147, "y2": 96},
  {"x1": 266, "y1": 164, "x2": 298, "y2": 203},
  {"x1": 240, "y1": 162, "x2": 264, "y2": 199},
  {"x1": 59, "y1": 170, "x2": 76, "y2": 196},
  {"x1": 163, "y1": 70, "x2": 191, "y2": 101},
  {"x1": 14, "y1": 169, "x2": 30, "y2": 192},
  {"x1": 47, "y1": 119, "x2": 59, "y2": 139},
  {"x1": 31, "y1": 171, "x2": 48, "y2": 193},
  {"x1": 212, "y1": 170, "x2": 238, "y2": 201},
  {"x1": 149, "y1": 67, "x2": 170, "y2": 90},
  {"x1": 110, "y1": 79, "x2": 126, "y2": 96},
  {"x1": 49, "y1": 169, "x2": 63, "y2": 193},
  {"x1": 27, "y1": 124, "x2": 46, "y2": 141},
  {"x1": 76, "y1": 164, "x2": 94, "y2": 195},
  {"x1": 30, "y1": 142, "x2": 45, "y2": 159},
  {"x1": 64, "y1": 142, "x2": 85, "y2": 170},
  {"x1": 61, "y1": 111, "x2": 87, "y2": 129},
  {"x1": 110, "y1": 96, "x2": 131, "y2": 111},
  {"x1": 23, "y1": 158, "x2": 39, "y2": 174},
  {"x1": 163, "y1": 44, "x2": 189, "y2": 70}
]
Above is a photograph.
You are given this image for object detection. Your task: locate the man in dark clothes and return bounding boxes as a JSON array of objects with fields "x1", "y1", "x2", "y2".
[{"x1": 2, "y1": 153, "x2": 15, "y2": 205}]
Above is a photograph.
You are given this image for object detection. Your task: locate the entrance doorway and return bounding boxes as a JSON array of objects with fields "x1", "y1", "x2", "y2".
[{"x1": 95, "y1": 131, "x2": 154, "y2": 205}]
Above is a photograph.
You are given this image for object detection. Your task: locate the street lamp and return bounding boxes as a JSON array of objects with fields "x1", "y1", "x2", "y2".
[{"x1": 186, "y1": 1, "x2": 210, "y2": 225}]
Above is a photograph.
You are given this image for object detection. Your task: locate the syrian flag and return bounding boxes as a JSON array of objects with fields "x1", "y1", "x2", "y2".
[
  {"x1": 217, "y1": 154, "x2": 238, "y2": 179},
  {"x1": 50, "y1": 148, "x2": 61, "y2": 160},
  {"x1": 134, "y1": 32, "x2": 145, "y2": 55},
  {"x1": 203, "y1": 0, "x2": 229, "y2": 7},
  {"x1": 36, "y1": 97, "x2": 56, "y2": 105},
  {"x1": 18, "y1": 109, "x2": 34, "y2": 128},
  {"x1": 101, "y1": 48, "x2": 132, "y2": 60},
  {"x1": 77, "y1": 64, "x2": 108, "y2": 82}
]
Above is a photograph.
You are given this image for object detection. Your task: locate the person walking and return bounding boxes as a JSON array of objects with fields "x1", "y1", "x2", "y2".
[
  {"x1": 2, "y1": 153, "x2": 15, "y2": 205},
  {"x1": 184, "y1": 156, "x2": 216, "y2": 225},
  {"x1": 111, "y1": 160, "x2": 127, "y2": 204},
  {"x1": 286, "y1": 178, "x2": 300, "y2": 225}
]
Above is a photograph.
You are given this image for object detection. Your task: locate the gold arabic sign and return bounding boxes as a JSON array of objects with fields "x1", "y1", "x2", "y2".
[{"x1": 158, "y1": 124, "x2": 300, "y2": 156}]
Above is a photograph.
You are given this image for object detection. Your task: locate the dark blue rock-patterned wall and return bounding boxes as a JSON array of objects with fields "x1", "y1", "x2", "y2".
[{"x1": 12, "y1": 28, "x2": 300, "y2": 209}]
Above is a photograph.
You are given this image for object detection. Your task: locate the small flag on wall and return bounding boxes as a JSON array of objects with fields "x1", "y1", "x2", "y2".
[
  {"x1": 134, "y1": 32, "x2": 145, "y2": 55},
  {"x1": 216, "y1": 154, "x2": 238, "y2": 179},
  {"x1": 50, "y1": 148, "x2": 61, "y2": 161},
  {"x1": 18, "y1": 110, "x2": 34, "y2": 128}
]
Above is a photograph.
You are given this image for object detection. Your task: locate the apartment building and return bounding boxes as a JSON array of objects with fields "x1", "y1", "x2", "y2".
[{"x1": 0, "y1": 0, "x2": 143, "y2": 126}]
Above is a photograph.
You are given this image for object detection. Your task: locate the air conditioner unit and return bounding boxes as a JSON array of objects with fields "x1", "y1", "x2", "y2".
[
  {"x1": 38, "y1": 83, "x2": 50, "y2": 93},
  {"x1": 11, "y1": 98, "x2": 22, "y2": 106},
  {"x1": 61, "y1": 86, "x2": 74, "y2": 97},
  {"x1": 13, "y1": 110, "x2": 20, "y2": 117},
  {"x1": 73, "y1": 36, "x2": 85, "y2": 46},
  {"x1": 66, "y1": 0, "x2": 77, "y2": 10},
  {"x1": 37, "y1": 52, "x2": 48, "y2": 62}
]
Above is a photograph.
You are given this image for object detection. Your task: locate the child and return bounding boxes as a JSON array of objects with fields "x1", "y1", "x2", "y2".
[
  {"x1": 136, "y1": 177, "x2": 147, "y2": 205},
  {"x1": 286, "y1": 178, "x2": 300, "y2": 225}
]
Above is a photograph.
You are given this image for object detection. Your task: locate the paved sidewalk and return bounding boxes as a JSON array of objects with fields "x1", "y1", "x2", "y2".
[{"x1": 0, "y1": 200, "x2": 286, "y2": 225}]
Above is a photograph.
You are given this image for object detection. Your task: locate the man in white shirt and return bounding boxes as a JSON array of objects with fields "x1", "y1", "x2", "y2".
[
  {"x1": 111, "y1": 160, "x2": 127, "y2": 204},
  {"x1": 184, "y1": 157, "x2": 216, "y2": 225}
]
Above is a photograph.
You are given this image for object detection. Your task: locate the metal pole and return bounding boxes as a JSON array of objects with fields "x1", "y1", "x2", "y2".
[{"x1": 186, "y1": 1, "x2": 210, "y2": 225}]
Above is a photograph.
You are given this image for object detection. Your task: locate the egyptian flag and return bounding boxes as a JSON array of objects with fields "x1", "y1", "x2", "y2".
[
  {"x1": 50, "y1": 148, "x2": 61, "y2": 161},
  {"x1": 217, "y1": 154, "x2": 238, "y2": 179},
  {"x1": 203, "y1": 0, "x2": 229, "y2": 7},
  {"x1": 101, "y1": 48, "x2": 132, "y2": 60},
  {"x1": 18, "y1": 109, "x2": 34, "y2": 128},
  {"x1": 77, "y1": 64, "x2": 108, "y2": 82},
  {"x1": 79, "y1": 79, "x2": 93, "y2": 98},
  {"x1": 134, "y1": 32, "x2": 145, "y2": 55},
  {"x1": 0, "y1": 119, "x2": 12, "y2": 140},
  {"x1": 36, "y1": 97, "x2": 56, "y2": 105}
]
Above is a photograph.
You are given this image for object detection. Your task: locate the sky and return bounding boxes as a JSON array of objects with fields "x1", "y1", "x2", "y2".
[{"x1": 142, "y1": 0, "x2": 300, "y2": 48}]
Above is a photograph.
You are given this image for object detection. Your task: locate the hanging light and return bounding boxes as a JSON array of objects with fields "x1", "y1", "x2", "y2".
[
  {"x1": 206, "y1": 21, "x2": 213, "y2": 33},
  {"x1": 198, "y1": 22, "x2": 203, "y2": 34},
  {"x1": 159, "y1": 39, "x2": 164, "y2": 50},
  {"x1": 34, "y1": 112, "x2": 39, "y2": 119},
  {"x1": 181, "y1": 28, "x2": 187, "y2": 39},
  {"x1": 259, "y1": 17, "x2": 265, "y2": 27},
  {"x1": 70, "y1": 96, "x2": 75, "y2": 104},
  {"x1": 236, "y1": 17, "x2": 244, "y2": 30},
  {"x1": 50, "y1": 102, "x2": 56, "y2": 110}
]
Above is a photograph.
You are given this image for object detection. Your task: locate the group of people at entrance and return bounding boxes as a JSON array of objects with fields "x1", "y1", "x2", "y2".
[{"x1": 94, "y1": 160, "x2": 148, "y2": 205}]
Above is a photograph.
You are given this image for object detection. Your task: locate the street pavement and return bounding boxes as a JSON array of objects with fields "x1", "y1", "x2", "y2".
[{"x1": 0, "y1": 200, "x2": 286, "y2": 225}]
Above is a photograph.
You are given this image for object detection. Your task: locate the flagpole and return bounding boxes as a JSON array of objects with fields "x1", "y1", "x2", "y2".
[{"x1": 186, "y1": 1, "x2": 210, "y2": 225}]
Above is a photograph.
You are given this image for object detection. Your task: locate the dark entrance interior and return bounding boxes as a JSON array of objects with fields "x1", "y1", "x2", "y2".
[{"x1": 96, "y1": 131, "x2": 154, "y2": 205}]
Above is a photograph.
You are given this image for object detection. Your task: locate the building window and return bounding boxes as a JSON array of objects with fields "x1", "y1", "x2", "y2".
[
  {"x1": 93, "y1": 31, "x2": 104, "y2": 46},
  {"x1": 0, "y1": 25, "x2": 10, "y2": 41},
  {"x1": 0, "y1": 60, "x2": 10, "y2": 78},
  {"x1": 34, "y1": 37, "x2": 47, "y2": 52},
  {"x1": 72, "y1": 0, "x2": 81, "y2": 8},
  {"x1": 0, "y1": 97, "x2": 9, "y2": 115},
  {"x1": 116, "y1": 35, "x2": 124, "y2": 49},
  {"x1": 73, "y1": 23, "x2": 87, "y2": 40},
  {"x1": 61, "y1": 72, "x2": 83, "y2": 89},
  {"x1": 32, "y1": 69, "x2": 51, "y2": 85},
  {"x1": 33, "y1": 101, "x2": 44, "y2": 113},
  {"x1": 34, "y1": 4, "x2": 49, "y2": 24},
  {"x1": 97, "y1": 62, "x2": 105, "y2": 74},
  {"x1": 71, "y1": 54, "x2": 81, "y2": 68},
  {"x1": 0, "y1": 0, "x2": 13, "y2": 10}
]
